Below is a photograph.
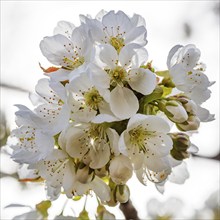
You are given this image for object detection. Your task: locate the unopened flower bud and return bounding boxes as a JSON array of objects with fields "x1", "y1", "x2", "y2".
[
  {"x1": 109, "y1": 155, "x2": 133, "y2": 185},
  {"x1": 115, "y1": 185, "x2": 130, "y2": 203},
  {"x1": 177, "y1": 115, "x2": 200, "y2": 131},
  {"x1": 165, "y1": 100, "x2": 188, "y2": 123},
  {"x1": 76, "y1": 163, "x2": 94, "y2": 184},
  {"x1": 176, "y1": 95, "x2": 197, "y2": 115},
  {"x1": 169, "y1": 133, "x2": 191, "y2": 160}
]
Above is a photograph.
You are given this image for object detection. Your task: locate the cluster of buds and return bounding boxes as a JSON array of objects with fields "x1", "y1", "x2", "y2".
[{"x1": 8, "y1": 10, "x2": 214, "y2": 219}]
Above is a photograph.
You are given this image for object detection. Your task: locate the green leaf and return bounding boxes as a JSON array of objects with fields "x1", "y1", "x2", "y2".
[
  {"x1": 35, "y1": 200, "x2": 51, "y2": 219},
  {"x1": 155, "y1": 70, "x2": 170, "y2": 78}
]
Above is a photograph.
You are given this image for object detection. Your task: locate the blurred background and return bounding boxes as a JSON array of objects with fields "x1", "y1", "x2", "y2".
[{"x1": 1, "y1": 1, "x2": 219, "y2": 219}]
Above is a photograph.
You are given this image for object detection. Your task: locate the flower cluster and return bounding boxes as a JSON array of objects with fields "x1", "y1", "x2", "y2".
[{"x1": 9, "y1": 10, "x2": 214, "y2": 213}]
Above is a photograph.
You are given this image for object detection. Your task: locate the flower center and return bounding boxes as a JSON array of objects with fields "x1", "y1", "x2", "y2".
[
  {"x1": 83, "y1": 87, "x2": 103, "y2": 110},
  {"x1": 129, "y1": 125, "x2": 156, "y2": 153},
  {"x1": 110, "y1": 36, "x2": 125, "y2": 53},
  {"x1": 62, "y1": 56, "x2": 84, "y2": 70},
  {"x1": 129, "y1": 126, "x2": 147, "y2": 152},
  {"x1": 109, "y1": 66, "x2": 127, "y2": 87}
]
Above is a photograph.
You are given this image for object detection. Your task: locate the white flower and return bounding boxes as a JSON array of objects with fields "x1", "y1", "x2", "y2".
[
  {"x1": 67, "y1": 70, "x2": 119, "y2": 123},
  {"x1": 58, "y1": 123, "x2": 119, "y2": 169},
  {"x1": 154, "y1": 157, "x2": 189, "y2": 194},
  {"x1": 167, "y1": 44, "x2": 214, "y2": 104},
  {"x1": 81, "y1": 10, "x2": 147, "y2": 52},
  {"x1": 33, "y1": 78, "x2": 70, "y2": 135},
  {"x1": 147, "y1": 197, "x2": 184, "y2": 219},
  {"x1": 32, "y1": 149, "x2": 111, "y2": 202},
  {"x1": 40, "y1": 24, "x2": 93, "y2": 82},
  {"x1": 109, "y1": 155, "x2": 133, "y2": 184},
  {"x1": 119, "y1": 114, "x2": 173, "y2": 176},
  {"x1": 90, "y1": 44, "x2": 156, "y2": 119},
  {"x1": 10, "y1": 105, "x2": 54, "y2": 164}
]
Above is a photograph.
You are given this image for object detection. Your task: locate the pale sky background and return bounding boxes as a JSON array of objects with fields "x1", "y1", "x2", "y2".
[{"x1": 1, "y1": 1, "x2": 219, "y2": 219}]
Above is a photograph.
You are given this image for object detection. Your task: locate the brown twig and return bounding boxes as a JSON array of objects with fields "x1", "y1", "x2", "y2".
[
  {"x1": 119, "y1": 200, "x2": 140, "y2": 220},
  {"x1": 192, "y1": 152, "x2": 220, "y2": 161},
  {"x1": 0, "y1": 83, "x2": 30, "y2": 93}
]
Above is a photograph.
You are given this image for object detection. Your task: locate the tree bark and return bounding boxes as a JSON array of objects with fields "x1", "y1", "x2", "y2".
[{"x1": 119, "y1": 200, "x2": 140, "y2": 220}]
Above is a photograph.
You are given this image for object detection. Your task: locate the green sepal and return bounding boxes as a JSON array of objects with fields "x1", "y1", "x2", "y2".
[
  {"x1": 35, "y1": 200, "x2": 51, "y2": 219},
  {"x1": 161, "y1": 85, "x2": 173, "y2": 97},
  {"x1": 73, "y1": 196, "x2": 82, "y2": 201},
  {"x1": 139, "y1": 86, "x2": 163, "y2": 114},
  {"x1": 77, "y1": 210, "x2": 90, "y2": 220}
]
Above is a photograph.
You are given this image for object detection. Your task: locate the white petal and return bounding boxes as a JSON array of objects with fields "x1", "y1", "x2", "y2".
[
  {"x1": 179, "y1": 44, "x2": 201, "y2": 71},
  {"x1": 146, "y1": 133, "x2": 173, "y2": 157},
  {"x1": 65, "y1": 127, "x2": 88, "y2": 159},
  {"x1": 142, "y1": 115, "x2": 171, "y2": 133},
  {"x1": 46, "y1": 184, "x2": 61, "y2": 201},
  {"x1": 49, "y1": 68, "x2": 71, "y2": 82},
  {"x1": 118, "y1": 131, "x2": 129, "y2": 156},
  {"x1": 155, "y1": 181, "x2": 166, "y2": 194},
  {"x1": 40, "y1": 34, "x2": 72, "y2": 66},
  {"x1": 74, "y1": 107, "x2": 97, "y2": 123},
  {"x1": 128, "y1": 68, "x2": 156, "y2": 95},
  {"x1": 125, "y1": 26, "x2": 147, "y2": 47},
  {"x1": 14, "y1": 105, "x2": 45, "y2": 128},
  {"x1": 188, "y1": 143, "x2": 199, "y2": 153},
  {"x1": 135, "y1": 167, "x2": 148, "y2": 185},
  {"x1": 92, "y1": 114, "x2": 118, "y2": 123},
  {"x1": 99, "y1": 44, "x2": 118, "y2": 68},
  {"x1": 109, "y1": 155, "x2": 133, "y2": 184},
  {"x1": 196, "y1": 105, "x2": 215, "y2": 122},
  {"x1": 145, "y1": 156, "x2": 171, "y2": 172},
  {"x1": 106, "y1": 128, "x2": 120, "y2": 155},
  {"x1": 35, "y1": 150, "x2": 69, "y2": 188},
  {"x1": 110, "y1": 86, "x2": 138, "y2": 119},
  {"x1": 119, "y1": 44, "x2": 137, "y2": 67},
  {"x1": 62, "y1": 161, "x2": 76, "y2": 198},
  {"x1": 131, "y1": 153, "x2": 145, "y2": 170},
  {"x1": 89, "y1": 140, "x2": 110, "y2": 169},
  {"x1": 131, "y1": 14, "x2": 146, "y2": 27},
  {"x1": 95, "y1": 10, "x2": 108, "y2": 20},
  {"x1": 127, "y1": 113, "x2": 148, "y2": 130},
  {"x1": 35, "y1": 130, "x2": 54, "y2": 155},
  {"x1": 131, "y1": 47, "x2": 148, "y2": 68},
  {"x1": 89, "y1": 64, "x2": 110, "y2": 89},
  {"x1": 71, "y1": 25, "x2": 92, "y2": 56},
  {"x1": 167, "y1": 45, "x2": 182, "y2": 69},
  {"x1": 168, "y1": 161, "x2": 189, "y2": 184},
  {"x1": 89, "y1": 176, "x2": 111, "y2": 202},
  {"x1": 69, "y1": 71, "x2": 93, "y2": 94},
  {"x1": 186, "y1": 88, "x2": 211, "y2": 104},
  {"x1": 53, "y1": 20, "x2": 75, "y2": 38},
  {"x1": 102, "y1": 10, "x2": 132, "y2": 36}
]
